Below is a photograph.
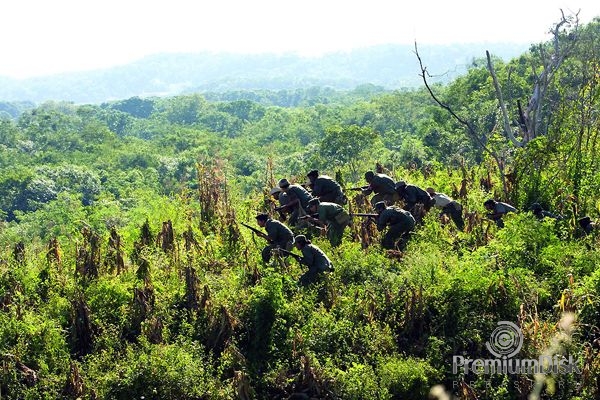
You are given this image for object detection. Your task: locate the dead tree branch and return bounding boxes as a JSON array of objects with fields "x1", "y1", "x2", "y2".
[{"x1": 414, "y1": 42, "x2": 508, "y2": 194}]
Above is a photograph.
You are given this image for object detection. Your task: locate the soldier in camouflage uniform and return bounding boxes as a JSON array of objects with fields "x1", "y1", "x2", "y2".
[
  {"x1": 307, "y1": 170, "x2": 347, "y2": 205},
  {"x1": 426, "y1": 187, "x2": 465, "y2": 230},
  {"x1": 277, "y1": 178, "x2": 313, "y2": 227},
  {"x1": 306, "y1": 198, "x2": 350, "y2": 247},
  {"x1": 362, "y1": 171, "x2": 399, "y2": 208},
  {"x1": 483, "y1": 199, "x2": 517, "y2": 228},
  {"x1": 530, "y1": 203, "x2": 562, "y2": 221},
  {"x1": 395, "y1": 181, "x2": 435, "y2": 212},
  {"x1": 294, "y1": 235, "x2": 334, "y2": 287},
  {"x1": 374, "y1": 201, "x2": 416, "y2": 250},
  {"x1": 269, "y1": 187, "x2": 288, "y2": 221},
  {"x1": 256, "y1": 213, "x2": 294, "y2": 263},
  {"x1": 579, "y1": 216, "x2": 597, "y2": 237}
]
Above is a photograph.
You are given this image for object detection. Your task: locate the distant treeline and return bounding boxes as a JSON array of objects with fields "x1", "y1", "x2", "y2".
[{"x1": 0, "y1": 43, "x2": 527, "y2": 104}]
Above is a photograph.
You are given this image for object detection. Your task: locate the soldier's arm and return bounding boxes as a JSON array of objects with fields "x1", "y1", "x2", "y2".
[
  {"x1": 265, "y1": 225, "x2": 277, "y2": 242},
  {"x1": 312, "y1": 181, "x2": 323, "y2": 197},
  {"x1": 285, "y1": 193, "x2": 300, "y2": 208},
  {"x1": 376, "y1": 214, "x2": 387, "y2": 231},
  {"x1": 300, "y1": 249, "x2": 313, "y2": 267},
  {"x1": 486, "y1": 210, "x2": 503, "y2": 220},
  {"x1": 405, "y1": 187, "x2": 418, "y2": 204}
]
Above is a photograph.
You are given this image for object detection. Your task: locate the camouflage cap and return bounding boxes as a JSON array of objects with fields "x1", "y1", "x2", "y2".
[
  {"x1": 278, "y1": 178, "x2": 290, "y2": 188},
  {"x1": 307, "y1": 170, "x2": 319, "y2": 178}
]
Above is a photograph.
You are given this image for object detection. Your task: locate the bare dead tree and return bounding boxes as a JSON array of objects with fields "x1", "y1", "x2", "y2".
[
  {"x1": 487, "y1": 10, "x2": 580, "y2": 147},
  {"x1": 414, "y1": 42, "x2": 509, "y2": 195},
  {"x1": 415, "y1": 11, "x2": 580, "y2": 198}
]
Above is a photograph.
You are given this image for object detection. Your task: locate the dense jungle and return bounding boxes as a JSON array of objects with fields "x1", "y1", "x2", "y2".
[{"x1": 0, "y1": 14, "x2": 599, "y2": 400}]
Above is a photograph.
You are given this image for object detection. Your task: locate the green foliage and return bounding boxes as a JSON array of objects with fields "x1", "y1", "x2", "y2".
[
  {"x1": 87, "y1": 340, "x2": 226, "y2": 399},
  {"x1": 1, "y1": 21, "x2": 600, "y2": 398},
  {"x1": 377, "y1": 356, "x2": 440, "y2": 399}
]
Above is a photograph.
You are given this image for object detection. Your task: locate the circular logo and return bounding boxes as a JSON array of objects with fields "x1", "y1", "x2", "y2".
[{"x1": 485, "y1": 321, "x2": 523, "y2": 358}]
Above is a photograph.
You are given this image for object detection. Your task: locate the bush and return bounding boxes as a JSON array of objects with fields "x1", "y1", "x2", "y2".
[
  {"x1": 88, "y1": 340, "x2": 226, "y2": 399},
  {"x1": 377, "y1": 356, "x2": 440, "y2": 400}
]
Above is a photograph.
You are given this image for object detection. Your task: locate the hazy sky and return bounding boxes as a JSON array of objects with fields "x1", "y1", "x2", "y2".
[{"x1": 2, "y1": 0, "x2": 599, "y2": 78}]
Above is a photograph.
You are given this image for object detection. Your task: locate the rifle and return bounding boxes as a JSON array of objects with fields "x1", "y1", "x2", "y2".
[
  {"x1": 298, "y1": 213, "x2": 319, "y2": 220},
  {"x1": 240, "y1": 223, "x2": 270, "y2": 241},
  {"x1": 350, "y1": 213, "x2": 379, "y2": 218},
  {"x1": 346, "y1": 186, "x2": 369, "y2": 191},
  {"x1": 274, "y1": 248, "x2": 302, "y2": 261}
]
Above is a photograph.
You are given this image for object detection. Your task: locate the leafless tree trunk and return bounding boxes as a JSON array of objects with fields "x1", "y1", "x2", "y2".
[
  {"x1": 415, "y1": 10, "x2": 580, "y2": 198},
  {"x1": 487, "y1": 10, "x2": 579, "y2": 146},
  {"x1": 414, "y1": 43, "x2": 509, "y2": 195}
]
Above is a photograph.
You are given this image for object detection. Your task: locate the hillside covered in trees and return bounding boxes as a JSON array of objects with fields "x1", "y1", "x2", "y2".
[
  {"x1": 0, "y1": 43, "x2": 527, "y2": 104},
  {"x1": 0, "y1": 14, "x2": 599, "y2": 400}
]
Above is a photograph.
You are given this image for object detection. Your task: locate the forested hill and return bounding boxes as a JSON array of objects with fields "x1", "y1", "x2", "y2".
[
  {"x1": 0, "y1": 43, "x2": 527, "y2": 104},
  {"x1": 1, "y1": 16, "x2": 599, "y2": 399}
]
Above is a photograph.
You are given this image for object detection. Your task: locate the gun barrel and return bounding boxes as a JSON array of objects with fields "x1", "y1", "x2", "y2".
[
  {"x1": 347, "y1": 186, "x2": 369, "y2": 191},
  {"x1": 299, "y1": 213, "x2": 319, "y2": 220},
  {"x1": 349, "y1": 213, "x2": 379, "y2": 218},
  {"x1": 276, "y1": 248, "x2": 302, "y2": 260},
  {"x1": 240, "y1": 223, "x2": 269, "y2": 239}
]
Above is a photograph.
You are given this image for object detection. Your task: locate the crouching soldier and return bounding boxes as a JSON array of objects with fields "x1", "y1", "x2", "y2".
[
  {"x1": 256, "y1": 213, "x2": 294, "y2": 263},
  {"x1": 307, "y1": 169, "x2": 347, "y2": 205},
  {"x1": 363, "y1": 170, "x2": 399, "y2": 208},
  {"x1": 395, "y1": 181, "x2": 435, "y2": 212},
  {"x1": 579, "y1": 216, "x2": 597, "y2": 237},
  {"x1": 530, "y1": 203, "x2": 562, "y2": 220},
  {"x1": 426, "y1": 187, "x2": 465, "y2": 230},
  {"x1": 374, "y1": 201, "x2": 415, "y2": 251},
  {"x1": 294, "y1": 235, "x2": 334, "y2": 287},
  {"x1": 305, "y1": 198, "x2": 350, "y2": 247},
  {"x1": 277, "y1": 178, "x2": 313, "y2": 227},
  {"x1": 483, "y1": 199, "x2": 517, "y2": 228}
]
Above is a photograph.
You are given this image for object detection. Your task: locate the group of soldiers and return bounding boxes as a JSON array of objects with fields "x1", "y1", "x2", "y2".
[
  {"x1": 246, "y1": 169, "x2": 597, "y2": 286},
  {"x1": 484, "y1": 199, "x2": 597, "y2": 237}
]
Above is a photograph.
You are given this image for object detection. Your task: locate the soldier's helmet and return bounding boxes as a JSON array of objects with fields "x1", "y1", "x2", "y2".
[
  {"x1": 278, "y1": 178, "x2": 291, "y2": 188},
  {"x1": 308, "y1": 198, "x2": 320, "y2": 208},
  {"x1": 395, "y1": 181, "x2": 406, "y2": 190},
  {"x1": 270, "y1": 187, "x2": 281, "y2": 196},
  {"x1": 374, "y1": 201, "x2": 387, "y2": 211},
  {"x1": 364, "y1": 171, "x2": 375, "y2": 182}
]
